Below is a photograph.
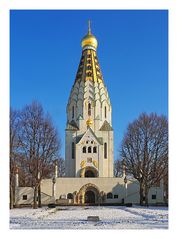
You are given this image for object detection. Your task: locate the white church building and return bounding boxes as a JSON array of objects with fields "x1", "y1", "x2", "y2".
[{"x1": 14, "y1": 22, "x2": 164, "y2": 206}]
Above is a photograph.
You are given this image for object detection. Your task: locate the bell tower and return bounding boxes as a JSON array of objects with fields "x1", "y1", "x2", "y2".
[{"x1": 65, "y1": 21, "x2": 114, "y2": 178}]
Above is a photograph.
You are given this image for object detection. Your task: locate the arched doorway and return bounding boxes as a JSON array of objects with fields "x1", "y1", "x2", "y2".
[
  {"x1": 85, "y1": 190, "x2": 95, "y2": 203},
  {"x1": 77, "y1": 183, "x2": 100, "y2": 204},
  {"x1": 80, "y1": 166, "x2": 98, "y2": 177},
  {"x1": 85, "y1": 170, "x2": 95, "y2": 177}
]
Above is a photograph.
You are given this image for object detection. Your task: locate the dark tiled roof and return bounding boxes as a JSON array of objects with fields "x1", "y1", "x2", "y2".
[
  {"x1": 66, "y1": 120, "x2": 79, "y2": 131},
  {"x1": 76, "y1": 134, "x2": 84, "y2": 143},
  {"x1": 99, "y1": 120, "x2": 113, "y2": 131}
]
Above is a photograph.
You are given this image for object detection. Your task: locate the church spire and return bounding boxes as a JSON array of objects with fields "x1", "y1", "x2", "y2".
[
  {"x1": 81, "y1": 20, "x2": 98, "y2": 50},
  {"x1": 75, "y1": 21, "x2": 103, "y2": 84}
]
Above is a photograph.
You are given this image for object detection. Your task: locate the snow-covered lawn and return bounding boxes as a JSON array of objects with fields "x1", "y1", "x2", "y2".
[{"x1": 10, "y1": 206, "x2": 168, "y2": 229}]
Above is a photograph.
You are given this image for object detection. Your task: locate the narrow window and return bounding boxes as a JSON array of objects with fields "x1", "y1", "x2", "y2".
[
  {"x1": 83, "y1": 146, "x2": 86, "y2": 153},
  {"x1": 72, "y1": 142, "x2": 75, "y2": 159},
  {"x1": 88, "y1": 146, "x2": 91, "y2": 153},
  {"x1": 152, "y1": 195, "x2": 156, "y2": 200},
  {"x1": 104, "y1": 142, "x2": 107, "y2": 159},
  {"x1": 88, "y1": 103, "x2": 91, "y2": 116},
  {"x1": 72, "y1": 106, "x2": 74, "y2": 119},
  {"x1": 107, "y1": 192, "x2": 113, "y2": 199},
  {"x1": 114, "y1": 195, "x2": 118, "y2": 199},
  {"x1": 23, "y1": 195, "x2": 27, "y2": 200},
  {"x1": 67, "y1": 193, "x2": 73, "y2": 199},
  {"x1": 93, "y1": 146, "x2": 97, "y2": 153},
  {"x1": 105, "y1": 106, "x2": 107, "y2": 118}
]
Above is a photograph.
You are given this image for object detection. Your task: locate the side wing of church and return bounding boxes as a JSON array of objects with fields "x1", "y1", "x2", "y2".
[{"x1": 14, "y1": 22, "x2": 165, "y2": 206}]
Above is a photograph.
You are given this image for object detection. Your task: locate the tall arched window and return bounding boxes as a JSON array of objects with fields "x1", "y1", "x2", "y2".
[
  {"x1": 105, "y1": 106, "x2": 107, "y2": 118},
  {"x1": 104, "y1": 142, "x2": 107, "y2": 159},
  {"x1": 72, "y1": 106, "x2": 74, "y2": 119},
  {"x1": 88, "y1": 146, "x2": 91, "y2": 153},
  {"x1": 88, "y1": 103, "x2": 91, "y2": 116},
  {"x1": 83, "y1": 146, "x2": 86, "y2": 153},
  {"x1": 93, "y1": 146, "x2": 97, "y2": 153},
  {"x1": 107, "y1": 192, "x2": 113, "y2": 199},
  {"x1": 72, "y1": 142, "x2": 75, "y2": 159}
]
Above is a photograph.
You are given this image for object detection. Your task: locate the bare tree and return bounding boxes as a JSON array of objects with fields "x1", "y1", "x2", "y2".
[
  {"x1": 10, "y1": 109, "x2": 21, "y2": 208},
  {"x1": 121, "y1": 113, "x2": 168, "y2": 205},
  {"x1": 57, "y1": 157, "x2": 65, "y2": 177},
  {"x1": 18, "y1": 101, "x2": 61, "y2": 208},
  {"x1": 114, "y1": 159, "x2": 123, "y2": 177}
]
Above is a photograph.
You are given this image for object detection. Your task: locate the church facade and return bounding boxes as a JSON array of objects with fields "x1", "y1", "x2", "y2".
[{"x1": 14, "y1": 22, "x2": 164, "y2": 206}]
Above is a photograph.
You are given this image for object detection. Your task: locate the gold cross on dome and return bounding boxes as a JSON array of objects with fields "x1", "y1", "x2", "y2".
[{"x1": 88, "y1": 20, "x2": 91, "y2": 34}]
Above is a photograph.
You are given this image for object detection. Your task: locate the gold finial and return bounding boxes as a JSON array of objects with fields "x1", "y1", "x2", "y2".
[
  {"x1": 81, "y1": 20, "x2": 98, "y2": 49},
  {"x1": 86, "y1": 118, "x2": 93, "y2": 127},
  {"x1": 88, "y1": 20, "x2": 91, "y2": 35}
]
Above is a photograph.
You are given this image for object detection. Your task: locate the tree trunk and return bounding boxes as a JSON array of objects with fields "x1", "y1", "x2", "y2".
[
  {"x1": 38, "y1": 183, "x2": 41, "y2": 208},
  {"x1": 10, "y1": 183, "x2": 14, "y2": 209},
  {"x1": 33, "y1": 185, "x2": 38, "y2": 209},
  {"x1": 139, "y1": 182, "x2": 144, "y2": 205}
]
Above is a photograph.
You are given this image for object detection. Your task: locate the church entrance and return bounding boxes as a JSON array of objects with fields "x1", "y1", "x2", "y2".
[
  {"x1": 85, "y1": 190, "x2": 95, "y2": 204},
  {"x1": 85, "y1": 170, "x2": 95, "y2": 177},
  {"x1": 77, "y1": 183, "x2": 100, "y2": 205},
  {"x1": 82, "y1": 166, "x2": 98, "y2": 177}
]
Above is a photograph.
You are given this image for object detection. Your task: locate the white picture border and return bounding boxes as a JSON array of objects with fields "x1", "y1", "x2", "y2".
[{"x1": 0, "y1": 0, "x2": 177, "y2": 238}]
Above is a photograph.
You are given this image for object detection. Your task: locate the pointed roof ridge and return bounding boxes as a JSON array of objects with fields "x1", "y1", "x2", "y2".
[
  {"x1": 99, "y1": 120, "x2": 113, "y2": 131},
  {"x1": 66, "y1": 120, "x2": 79, "y2": 131}
]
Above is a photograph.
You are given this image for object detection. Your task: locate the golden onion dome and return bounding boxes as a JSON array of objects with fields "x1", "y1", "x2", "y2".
[
  {"x1": 81, "y1": 20, "x2": 98, "y2": 50},
  {"x1": 86, "y1": 118, "x2": 93, "y2": 127}
]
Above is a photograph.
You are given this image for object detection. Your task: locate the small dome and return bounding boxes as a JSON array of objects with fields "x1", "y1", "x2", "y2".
[
  {"x1": 81, "y1": 20, "x2": 98, "y2": 50},
  {"x1": 81, "y1": 33, "x2": 98, "y2": 49}
]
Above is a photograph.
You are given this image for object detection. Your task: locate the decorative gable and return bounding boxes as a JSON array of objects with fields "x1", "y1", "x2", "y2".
[{"x1": 77, "y1": 127, "x2": 102, "y2": 145}]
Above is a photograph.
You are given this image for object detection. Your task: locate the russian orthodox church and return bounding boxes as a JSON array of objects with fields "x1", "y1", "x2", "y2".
[
  {"x1": 65, "y1": 21, "x2": 113, "y2": 179},
  {"x1": 14, "y1": 22, "x2": 164, "y2": 206}
]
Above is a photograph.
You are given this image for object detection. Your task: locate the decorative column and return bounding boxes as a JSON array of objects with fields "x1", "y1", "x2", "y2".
[
  {"x1": 82, "y1": 192, "x2": 85, "y2": 204},
  {"x1": 124, "y1": 176, "x2": 128, "y2": 204},
  {"x1": 15, "y1": 167, "x2": 19, "y2": 188},
  {"x1": 55, "y1": 161, "x2": 58, "y2": 178},
  {"x1": 52, "y1": 177, "x2": 56, "y2": 198},
  {"x1": 73, "y1": 191, "x2": 77, "y2": 204},
  {"x1": 122, "y1": 160, "x2": 126, "y2": 178},
  {"x1": 52, "y1": 161, "x2": 58, "y2": 200}
]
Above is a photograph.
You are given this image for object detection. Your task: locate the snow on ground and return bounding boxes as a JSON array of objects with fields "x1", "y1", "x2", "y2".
[{"x1": 10, "y1": 206, "x2": 168, "y2": 229}]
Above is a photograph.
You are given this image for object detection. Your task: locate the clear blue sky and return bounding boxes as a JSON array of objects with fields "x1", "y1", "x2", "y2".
[{"x1": 10, "y1": 10, "x2": 168, "y2": 160}]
